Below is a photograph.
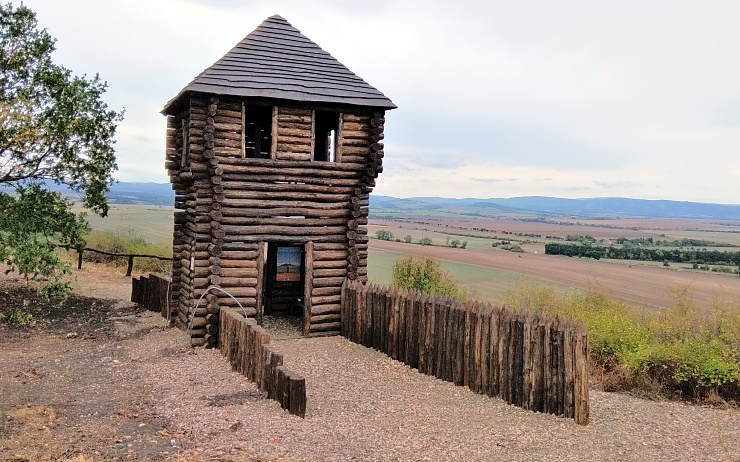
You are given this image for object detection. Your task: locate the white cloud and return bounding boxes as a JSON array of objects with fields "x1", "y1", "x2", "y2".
[{"x1": 18, "y1": 0, "x2": 740, "y2": 203}]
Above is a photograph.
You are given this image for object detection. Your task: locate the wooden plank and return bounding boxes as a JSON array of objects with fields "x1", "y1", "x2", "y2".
[
  {"x1": 388, "y1": 288, "x2": 399, "y2": 360},
  {"x1": 303, "y1": 241, "x2": 313, "y2": 336},
  {"x1": 574, "y1": 321, "x2": 590, "y2": 425},
  {"x1": 270, "y1": 106, "x2": 278, "y2": 160},
  {"x1": 289, "y1": 375, "x2": 307, "y2": 418},
  {"x1": 335, "y1": 112, "x2": 344, "y2": 163}
]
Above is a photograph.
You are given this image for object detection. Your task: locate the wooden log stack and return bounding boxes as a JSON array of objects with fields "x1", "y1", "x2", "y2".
[
  {"x1": 219, "y1": 308, "x2": 307, "y2": 417},
  {"x1": 131, "y1": 273, "x2": 172, "y2": 318},
  {"x1": 340, "y1": 281, "x2": 590, "y2": 425},
  {"x1": 165, "y1": 94, "x2": 386, "y2": 342}
]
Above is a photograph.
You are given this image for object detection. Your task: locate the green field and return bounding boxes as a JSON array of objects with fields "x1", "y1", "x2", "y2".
[
  {"x1": 75, "y1": 204, "x2": 174, "y2": 243},
  {"x1": 368, "y1": 248, "x2": 539, "y2": 302}
]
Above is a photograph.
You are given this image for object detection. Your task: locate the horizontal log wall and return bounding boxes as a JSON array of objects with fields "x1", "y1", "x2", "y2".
[
  {"x1": 340, "y1": 281, "x2": 590, "y2": 425},
  {"x1": 219, "y1": 308, "x2": 307, "y2": 417},
  {"x1": 166, "y1": 94, "x2": 387, "y2": 342},
  {"x1": 276, "y1": 106, "x2": 312, "y2": 161}
]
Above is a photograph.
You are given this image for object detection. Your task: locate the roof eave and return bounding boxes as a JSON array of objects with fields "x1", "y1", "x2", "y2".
[{"x1": 162, "y1": 89, "x2": 396, "y2": 116}]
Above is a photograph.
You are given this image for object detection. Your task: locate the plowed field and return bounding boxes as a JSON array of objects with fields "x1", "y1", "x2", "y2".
[{"x1": 369, "y1": 239, "x2": 740, "y2": 311}]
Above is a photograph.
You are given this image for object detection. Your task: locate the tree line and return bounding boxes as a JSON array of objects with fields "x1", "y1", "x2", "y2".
[{"x1": 544, "y1": 243, "x2": 740, "y2": 266}]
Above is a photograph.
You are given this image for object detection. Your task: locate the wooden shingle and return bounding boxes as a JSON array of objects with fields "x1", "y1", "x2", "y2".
[{"x1": 163, "y1": 15, "x2": 396, "y2": 114}]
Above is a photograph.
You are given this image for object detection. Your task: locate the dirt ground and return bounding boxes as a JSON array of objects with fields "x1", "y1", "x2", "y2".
[
  {"x1": 0, "y1": 269, "x2": 260, "y2": 462},
  {"x1": 369, "y1": 239, "x2": 740, "y2": 311},
  {"x1": 1, "y1": 266, "x2": 739, "y2": 461}
]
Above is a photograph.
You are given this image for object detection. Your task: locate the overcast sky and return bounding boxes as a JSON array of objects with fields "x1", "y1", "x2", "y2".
[{"x1": 20, "y1": 0, "x2": 740, "y2": 204}]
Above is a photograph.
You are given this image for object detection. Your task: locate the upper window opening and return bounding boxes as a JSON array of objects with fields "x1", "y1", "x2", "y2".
[
  {"x1": 244, "y1": 105, "x2": 273, "y2": 159},
  {"x1": 313, "y1": 111, "x2": 339, "y2": 162}
]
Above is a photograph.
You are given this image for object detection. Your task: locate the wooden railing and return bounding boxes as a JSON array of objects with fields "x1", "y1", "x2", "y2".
[
  {"x1": 67, "y1": 246, "x2": 173, "y2": 276},
  {"x1": 341, "y1": 281, "x2": 590, "y2": 425}
]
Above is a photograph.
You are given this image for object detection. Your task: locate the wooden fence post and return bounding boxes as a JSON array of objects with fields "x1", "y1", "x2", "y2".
[{"x1": 336, "y1": 281, "x2": 589, "y2": 424}]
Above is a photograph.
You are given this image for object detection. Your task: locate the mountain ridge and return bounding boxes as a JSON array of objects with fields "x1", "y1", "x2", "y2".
[
  {"x1": 9, "y1": 182, "x2": 738, "y2": 220},
  {"x1": 369, "y1": 195, "x2": 740, "y2": 220}
]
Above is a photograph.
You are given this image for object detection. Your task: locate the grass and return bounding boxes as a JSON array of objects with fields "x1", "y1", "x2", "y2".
[
  {"x1": 368, "y1": 248, "x2": 546, "y2": 301},
  {"x1": 73, "y1": 204, "x2": 174, "y2": 243},
  {"x1": 78, "y1": 229, "x2": 172, "y2": 274}
]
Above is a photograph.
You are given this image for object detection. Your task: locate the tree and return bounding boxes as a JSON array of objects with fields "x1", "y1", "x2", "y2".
[
  {"x1": 403, "y1": 234, "x2": 412, "y2": 243},
  {"x1": 375, "y1": 230, "x2": 394, "y2": 241},
  {"x1": 0, "y1": 4, "x2": 122, "y2": 296},
  {"x1": 419, "y1": 237, "x2": 433, "y2": 246},
  {"x1": 391, "y1": 256, "x2": 467, "y2": 299}
]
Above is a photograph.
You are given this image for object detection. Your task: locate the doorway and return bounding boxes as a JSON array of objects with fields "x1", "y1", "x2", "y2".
[{"x1": 262, "y1": 243, "x2": 305, "y2": 337}]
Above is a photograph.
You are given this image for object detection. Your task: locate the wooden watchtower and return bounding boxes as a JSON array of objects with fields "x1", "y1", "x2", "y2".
[{"x1": 162, "y1": 15, "x2": 395, "y2": 346}]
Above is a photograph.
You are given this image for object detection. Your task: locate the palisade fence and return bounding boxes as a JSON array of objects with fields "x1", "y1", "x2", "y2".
[
  {"x1": 131, "y1": 274, "x2": 307, "y2": 417},
  {"x1": 340, "y1": 280, "x2": 590, "y2": 425},
  {"x1": 219, "y1": 309, "x2": 307, "y2": 417},
  {"x1": 131, "y1": 273, "x2": 171, "y2": 317}
]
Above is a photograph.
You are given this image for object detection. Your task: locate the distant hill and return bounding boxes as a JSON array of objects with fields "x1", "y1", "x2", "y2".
[
  {"x1": 370, "y1": 195, "x2": 740, "y2": 220},
  {"x1": 14, "y1": 181, "x2": 176, "y2": 206},
  {"x1": 107, "y1": 182, "x2": 173, "y2": 205},
  {"x1": 8, "y1": 182, "x2": 738, "y2": 219}
]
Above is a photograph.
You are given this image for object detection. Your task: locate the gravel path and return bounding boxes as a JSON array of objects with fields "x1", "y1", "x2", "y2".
[
  {"x1": 139, "y1": 325, "x2": 740, "y2": 462},
  {"x1": 3, "y1": 267, "x2": 739, "y2": 461}
]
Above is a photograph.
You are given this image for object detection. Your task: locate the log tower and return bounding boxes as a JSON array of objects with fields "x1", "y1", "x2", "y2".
[{"x1": 162, "y1": 15, "x2": 395, "y2": 346}]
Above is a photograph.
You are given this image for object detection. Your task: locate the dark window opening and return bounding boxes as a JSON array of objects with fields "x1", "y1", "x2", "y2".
[
  {"x1": 313, "y1": 111, "x2": 339, "y2": 162},
  {"x1": 244, "y1": 105, "x2": 273, "y2": 159}
]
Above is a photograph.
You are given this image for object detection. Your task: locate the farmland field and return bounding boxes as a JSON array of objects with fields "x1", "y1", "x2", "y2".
[
  {"x1": 77, "y1": 204, "x2": 740, "y2": 312},
  {"x1": 73, "y1": 204, "x2": 174, "y2": 242}
]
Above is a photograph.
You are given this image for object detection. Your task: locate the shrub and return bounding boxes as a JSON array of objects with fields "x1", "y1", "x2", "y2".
[
  {"x1": 0, "y1": 307, "x2": 37, "y2": 327},
  {"x1": 375, "y1": 230, "x2": 394, "y2": 241},
  {"x1": 418, "y1": 237, "x2": 433, "y2": 246},
  {"x1": 504, "y1": 281, "x2": 740, "y2": 402},
  {"x1": 391, "y1": 256, "x2": 467, "y2": 299}
]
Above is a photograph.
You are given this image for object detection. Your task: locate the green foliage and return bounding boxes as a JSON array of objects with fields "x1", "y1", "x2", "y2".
[
  {"x1": 0, "y1": 300, "x2": 37, "y2": 327},
  {"x1": 504, "y1": 281, "x2": 740, "y2": 400},
  {"x1": 391, "y1": 255, "x2": 467, "y2": 299},
  {"x1": 403, "y1": 234, "x2": 412, "y2": 243},
  {"x1": 545, "y1": 242, "x2": 740, "y2": 265},
  {"x1": 0, "y1": 184, "x2": 89, "y2": 298},
  {"x1": 0, "y1": 4, "x2": 121, "y2": 297},
  {"x1": 0, "y1": 3, "x2": 123, "y2": 215},
  {"x1": 418, "y1": 237, "x2": 433, "y2": 246},
  {"x1": 375, "y1": 230, "x2": 395, "y2": 241}
]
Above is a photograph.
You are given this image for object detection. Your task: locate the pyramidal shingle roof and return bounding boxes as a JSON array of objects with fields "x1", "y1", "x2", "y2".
[{"x1": 162, "y1": 15, "x2": 396, "y2": 114}]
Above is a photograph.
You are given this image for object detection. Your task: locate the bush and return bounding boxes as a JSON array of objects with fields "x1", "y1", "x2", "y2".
[
  {"x1": 0, "y1": 307, "x2": 38, "y2": 327},
  {"x1": 82, "y1": 229, "x2": 171, "y2": 273},
  {"x1": 504, "y1": 281, "x2": 740, "y2": 402},
  {"x1": 391, "y1": 256, "x2": 467, "y2": 299},
  {"x1": 375, "y1": 230, "x2": 394, "y2": 241}
]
